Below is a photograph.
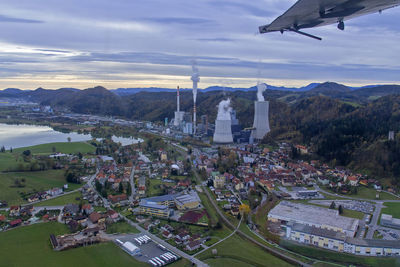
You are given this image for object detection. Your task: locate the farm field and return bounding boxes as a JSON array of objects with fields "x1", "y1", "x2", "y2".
[
  {"x1": 0, "y1": 170, "x2": 81, "y2": 206},
  {"x1": 35, "y1": 191, "x2": 84, "y2": 207}
]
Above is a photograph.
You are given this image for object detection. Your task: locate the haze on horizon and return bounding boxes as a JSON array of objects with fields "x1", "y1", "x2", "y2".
[{"x1": 0, "y1": 0, "x2": 399, "y2": 90}]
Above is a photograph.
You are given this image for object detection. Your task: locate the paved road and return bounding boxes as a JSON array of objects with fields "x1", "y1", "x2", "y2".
[
  {"x1": 128, "y1": 164, "x2": 136, "y2": 202},
  {"x1": 366, "y1": 201, "x2": 384, "y2": 239},
  {"x1": 120, "y1": 215, "x2": 209, "y2": 267}
]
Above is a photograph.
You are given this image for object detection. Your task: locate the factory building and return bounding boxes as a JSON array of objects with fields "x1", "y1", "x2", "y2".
[
  {"x1": 381, "y1": 214, "x2": 400, "y2": 229},
  {"x1": 268, "y1": 201, "x2": 359, "y2": 237},
  {"x1": 286, "y1": 223, "x2": 400, "y2": 256},
  {"x1": 139, "y1": 201, "x2": 173, "y2": 218},
  {"x1": 175, "y1": 194, "x2": 200, "y2": 210}
]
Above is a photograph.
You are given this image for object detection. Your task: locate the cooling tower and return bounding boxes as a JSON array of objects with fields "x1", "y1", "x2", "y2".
[
  {"x1": 251, "y1": 101, "x2": 270, "y2": 140},
  {"x1": 213, "y1": 120, "x2": 233, "y2": 144}
]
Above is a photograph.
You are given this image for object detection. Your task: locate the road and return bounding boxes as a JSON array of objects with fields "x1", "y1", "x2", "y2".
[
  {"x1": 128, "y1": 164, "x2": 136, "y2": 202},
  {"x1": 194, "y1": 216, "x2": 243, "y2": 257},
  {"x1": 120, "y1": 215, "x2": 209, "y2": 267},
  {"x1": 314, "y1": 185, "x2": 400, "y2": 203},
  {"x1": 199, "y1": 181, "x2": 310, "y2": 267},
  {"x1": 366, "y1": 201, "x2": 384, "y2": 239}
]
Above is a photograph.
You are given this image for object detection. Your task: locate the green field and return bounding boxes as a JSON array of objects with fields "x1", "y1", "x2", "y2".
[
  {"x1": 341, "y1": 208, "x2": 365, "y2": 219},
  {"x1": 381, "y1": 202, "x2": 400, "y2": 218},
  {"x1": 0, "y1": 222, "x2": 148, "y2": 267},
  {"x1": 0, "y1": 152, "x2": 27, "y2": 172},
  {"x1": 197, "y1": 234, "x2": 293, "y2": 266},
  {"x1": 147, "y1": 179, "x2": 174, "y2": 197},
  {"x1": 205, "y1": 257, "x2": 254, "y2": 267},
  {"x1": 0, "y1": 170, "x2": 81, "y2": 205},
  {"x1": 13, "y1": 142, "x2": 96, "y2": 155},
  {"x1": 106, "y1": 221, "x2": 140, "y2": 234},
  {"x1": 35, "y1": 191, "x2": 84, "y2": 207}
]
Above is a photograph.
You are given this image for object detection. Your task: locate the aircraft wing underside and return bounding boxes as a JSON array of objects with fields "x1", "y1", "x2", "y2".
[{"x1": 259, "y1": 0, "x2": 400, "y2": 40}]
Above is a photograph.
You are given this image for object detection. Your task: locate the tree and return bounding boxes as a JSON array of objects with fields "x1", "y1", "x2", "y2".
[
  {"x1": 126, "y1": 183, "x2": 132, "y2": 195},
  {"x1": 239, "y1": 204, "x2": 251, "y2": 217},
  {"x1": 338, "y1": 205, "x2": 343, "y2": 215},
  {"x1": 329, "y1": 201, "x2": 336, "y2": 209},
  {"x1": 95, "y1": 180, "x2": 102, "y2": 192}
]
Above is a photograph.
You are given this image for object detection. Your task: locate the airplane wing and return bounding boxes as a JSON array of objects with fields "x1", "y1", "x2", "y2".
[{"x1": 259, "y1": 0, "x2": 400, "y2": 40}]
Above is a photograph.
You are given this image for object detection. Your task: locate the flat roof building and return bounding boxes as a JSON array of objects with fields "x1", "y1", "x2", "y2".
[
  {"x1": 268, "y1": 201, "x2": 359, "y2": 237},
  {"x1": 381, "y1": 214, "x2": 400, "y2": 229}
]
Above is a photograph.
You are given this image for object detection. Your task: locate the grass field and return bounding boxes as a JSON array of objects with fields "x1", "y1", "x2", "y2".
[
  {"x1": 147, "y1": 179, "x2": 174, "y2": 197},
  {"x1": 106, "y1": 221, "x2": 140, "y2": 234},
  {"x1": 381, "y1": 202, "x2": 400, "y2": 218},
  {"x1": 197, "y1": 234, "x2": 293, "y2": 267},
  {"x1": 0, "y1": 222, "x2": 148, "y2": 267},
  {"x1": 13, "y1": 142, "x2": 96, "y2": 155},
  {"x1": 0, "y1": 170, "x2": 81, "y2": 205},
  {"x1": 0, "y1": 152, "x2": 28, "y2": 172},
  {"x1": 35, "y1": 191, "x2": 84, "y2": 207},
  {"x1": 205, "y1": 257, "x2": 254, "y2": 267},
  {"x1": 341, "y1": 208, "x2": 365, "y2": 219}
]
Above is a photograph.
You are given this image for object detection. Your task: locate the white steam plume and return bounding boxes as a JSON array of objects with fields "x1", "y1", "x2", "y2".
[
  {"x1": 191, "y1": 60, "x2": 200, "y2": 103},
  {"x1": 216, "y1": 98, "x2": 232, "y2": 121},
  {"x1": 257, "y1": 82, "x2": 267, "y2": 102}
]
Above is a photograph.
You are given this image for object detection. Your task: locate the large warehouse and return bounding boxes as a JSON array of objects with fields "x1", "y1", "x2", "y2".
[{"x1": 268, "y1": 201, "x2": 359, "y2": 237}]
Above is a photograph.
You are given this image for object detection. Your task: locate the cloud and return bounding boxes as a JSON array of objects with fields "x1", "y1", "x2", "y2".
[
  {"x1": 140, "y1": 17, "x2": 213, "y2": 25},
  {"x1": 0, "y1": 0, "x2": 398, "y2": 89},
  {"x1": 0, "y1": 14, "x2": 43, "y2": 23}
]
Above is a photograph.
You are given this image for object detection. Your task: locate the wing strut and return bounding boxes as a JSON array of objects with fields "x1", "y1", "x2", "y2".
[{"x1": 287, "y1": 28, "x2": 322, "y2": 40}]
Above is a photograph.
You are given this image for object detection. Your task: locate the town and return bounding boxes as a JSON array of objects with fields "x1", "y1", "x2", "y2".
[{"x1": 1, "y1": 103, "x2": 400, "y2": 267}]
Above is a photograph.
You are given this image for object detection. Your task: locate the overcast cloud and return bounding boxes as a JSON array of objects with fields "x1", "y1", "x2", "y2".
[{"x1": 0, "y1": 0, "x2": 399, "y2": 89}]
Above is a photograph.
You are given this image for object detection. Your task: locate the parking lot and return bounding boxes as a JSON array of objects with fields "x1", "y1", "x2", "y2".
[
  {"x1": 375, "y1": 227, "x2": 400, "y2": 241},
  {"x1": 114, "y1": 234, "x2": 180, "y2": 265},
  {"x1": 310, "y1": 200, "x2": 375, "y2": 214}
]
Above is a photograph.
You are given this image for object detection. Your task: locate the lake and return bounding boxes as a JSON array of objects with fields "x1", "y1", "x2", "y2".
[{"x1": 0, "y1": 123, "x2": 142, "y2": 149}]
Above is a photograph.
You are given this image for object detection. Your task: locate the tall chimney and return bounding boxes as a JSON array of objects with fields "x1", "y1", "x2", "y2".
[{"x1": 177, "y1": 86, "x2": 180, "y2": 112}]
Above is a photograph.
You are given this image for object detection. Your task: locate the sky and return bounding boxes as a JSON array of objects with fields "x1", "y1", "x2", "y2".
[{"x1": 0, "y1": 0, "x2": 399, "y2": 90}]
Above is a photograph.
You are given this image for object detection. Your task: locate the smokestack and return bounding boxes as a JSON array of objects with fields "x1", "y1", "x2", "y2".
[
  {"x1": 177, "y1": 86, "x2": 180, "y2": 112},
  {"x1": 213, "y1": 99, "x2": 233, "y2": 144},
  {"x1": 174, "y1": 85, "x2": 184, "y2": 127},
  {"x1": 191, "y1": 61, "x2": 200, "y2": 134}
]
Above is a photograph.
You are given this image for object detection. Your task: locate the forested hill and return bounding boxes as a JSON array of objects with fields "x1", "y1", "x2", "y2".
[{"x1": 1, "y1": 82, "x2": 400, "y2": 180}]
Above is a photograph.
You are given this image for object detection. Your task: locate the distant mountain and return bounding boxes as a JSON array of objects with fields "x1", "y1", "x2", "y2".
[{"x1": 111, "y1": 83, "x2": 321, "y2": 96}]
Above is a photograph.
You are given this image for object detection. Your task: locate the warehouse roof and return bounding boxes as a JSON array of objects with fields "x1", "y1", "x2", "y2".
[{"x1": 269, "y1": 201, "x2": 359, "y2": 233}]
